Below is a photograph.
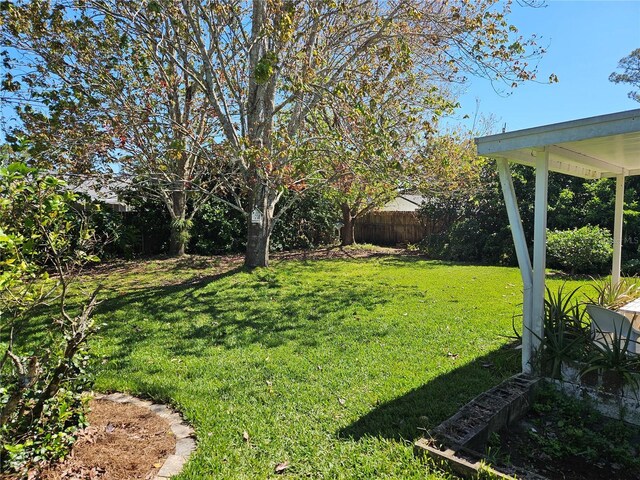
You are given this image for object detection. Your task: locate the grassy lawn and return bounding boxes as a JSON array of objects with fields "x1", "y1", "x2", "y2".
[{"x1": 73, "y1": 252, "x2": 588, "y2": 479}]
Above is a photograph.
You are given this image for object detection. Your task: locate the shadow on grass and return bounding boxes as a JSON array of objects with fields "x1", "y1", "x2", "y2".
[
  {"x1": 338, "y1": 343, "x2": 521, "y2": 442},
  {"x1": 16, "y1": 254, "x2": 458, "y2": 364},
  {"x1": 374, "y1": 255, "x2": 518, "y2": 269},
  {"x1": 376, "y1": 256, "x2": 453, "y2": 267},
  {"x1": 87, "y1": 259, "x2": 428, "y2": 366}
]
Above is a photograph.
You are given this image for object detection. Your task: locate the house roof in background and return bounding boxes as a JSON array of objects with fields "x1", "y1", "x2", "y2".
[
  {"x1": 379, "y1": 194, "x2": 427, "y2": 212},
  {"x1": 65, "y1": 174, "x2": 132, "y2": 212},
  {"x1": 474, "y1": 109, "x2": 640, "y2": 179}
]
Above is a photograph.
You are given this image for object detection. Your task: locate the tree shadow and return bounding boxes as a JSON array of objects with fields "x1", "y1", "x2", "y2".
[
  {"x1": 90, "y1": 261, "x2": 420, "y2": 365},
  {"x1": 338, "y1": 343, "x2": 521, "y2": 442},
  {"x1": 165, "y1": 254, "x2": 243, "y2": 272},
  {"x1": 376, "y1": 256, "x2": 452, "y2": 267},
  {"x1": 374, "y1": 256, "x2": 510, "y2": 269}
]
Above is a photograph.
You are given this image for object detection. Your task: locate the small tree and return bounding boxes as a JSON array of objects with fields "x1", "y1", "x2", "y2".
[
  {"x1": 315, "y1": 63, "x2": 454, "y2": 246},
  {"x1": 1, "y1": 2, "x2": 223, "y2": 256},
  {"x1": 0, "y1": 160, "x2": 100, "y2": 475}
]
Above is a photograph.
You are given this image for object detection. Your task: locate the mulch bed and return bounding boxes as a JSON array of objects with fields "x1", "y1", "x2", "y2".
[{"x1": 37, "y1": 399, "x2": 176, "y2": 480}]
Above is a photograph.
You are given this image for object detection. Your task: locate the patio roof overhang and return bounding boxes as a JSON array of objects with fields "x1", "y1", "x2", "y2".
[
  {"x1": 476, "y1": 108, "x2": 640, "y2": 179},
  {"x1": 474, "y1": 108, "x2": 640, "y2": 375}
]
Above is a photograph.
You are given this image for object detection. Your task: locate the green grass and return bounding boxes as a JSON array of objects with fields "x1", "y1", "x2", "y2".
[{"x1": 71, "y1": 256, "x2": 590, "y2": 478}]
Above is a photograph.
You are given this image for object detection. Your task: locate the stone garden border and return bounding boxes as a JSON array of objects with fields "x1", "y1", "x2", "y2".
[{"x1": 95, "y1": 392, "x2": 196, "y2": 479}]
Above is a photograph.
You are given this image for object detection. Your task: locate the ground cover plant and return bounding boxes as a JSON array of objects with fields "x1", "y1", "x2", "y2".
[
  {"x1": 17, "y1": 251, "x2": 590, "y2": 478},
  {"x1": 488, "y1": 385, "x2": 640, "y2": 480}
]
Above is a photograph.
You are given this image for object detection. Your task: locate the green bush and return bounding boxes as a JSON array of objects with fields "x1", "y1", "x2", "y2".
[
  {"x1": 546, "y1": 225, "x2": 613, "y2": 274},
  {"x1": 190, "y1": 190, "x2": 339, "y2": 255},
  {"x1": 190, "y1": 198, "x2": 246, "y2": 254},
  {"x1": 418, "y1": 163, "x2": 640, "y2": 268},
  {"x1": 418, "y1": 165, "x2": 518, "y2": 265},
  {"x1": 623, "y1": 258, "x2": 640, "y2": 276},
  {"x1": 270, "y1": 190, "x2": 339, "y2": 252},
  {"x1": 0, "y1": 161, "x2": 99, "y2": 475},
  {"x1": 108, "y1": 192, "x2": 172, "y2": 257}
]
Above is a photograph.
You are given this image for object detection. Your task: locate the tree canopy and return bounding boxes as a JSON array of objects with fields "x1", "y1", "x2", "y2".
[
  {"x1": 609, "y1": 48, "x2": 640, "y2": 103},
  {"x1": 2, "y1": 0, "x2": 553, "y2": 266}
]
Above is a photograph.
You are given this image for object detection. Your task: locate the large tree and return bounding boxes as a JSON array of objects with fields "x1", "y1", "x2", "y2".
[
  {"x1": 1, "y1": 1, "x2": 223, "y2": 255},
  {"x1": 84, "y1": 0, "x2": 548, "y2": 267},
  {"x1": 610, "y1": 48, "x2": 640, "y2": 103}
]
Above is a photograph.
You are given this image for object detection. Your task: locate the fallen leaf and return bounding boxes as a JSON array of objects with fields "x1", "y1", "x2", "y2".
[
  {"x1": 153, "y1": 462, "x2": 162, "y2": 468},
  {"x1": 90, "y1": 466, "x2": 105, "y2": 480},
  {"x1": 242, "y1": 431, "x2": 250, "y2": 442},
  {"x1": 266, "y1": 380, "x2": 273, "y2": 387},
  {"x1": 338, "y1": 397, "x2": 346, "y2": 406},
  {"x1": 275, "y1": 461, "x2": 290, "y2": 474}
]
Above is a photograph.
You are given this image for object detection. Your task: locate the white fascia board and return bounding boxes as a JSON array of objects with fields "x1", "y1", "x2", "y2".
[
  {"x1": 602, "y1": 167, "x2": 640, "y2": 178},
  {"x1": 475, "y1": 109, "x2": 640, "y2": 156},
  {"x1": 489, "y1": 150, "x2": 602, "y2": 179},
  {"x1": 546, "y1": 145, "x2": 624, "y2": 175}
]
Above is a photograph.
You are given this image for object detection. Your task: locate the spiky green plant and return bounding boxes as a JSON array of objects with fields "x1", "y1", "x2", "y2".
[
  {"x1": 535, "y1": 285, "x2": 590, "y2": 378},
  {"x1": 582, "y1": 323, "x2": 640, "y2": 391},
  {"x1": 586, "y1": 277, "x2": 640, "y2": 310}
]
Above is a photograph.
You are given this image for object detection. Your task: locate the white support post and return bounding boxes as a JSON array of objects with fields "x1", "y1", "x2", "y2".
[
  {"x1": 530, "y1": 150, "x2": 549, "y2": 372},
  {"x1": 612, "y1": 174, "x2": 625, "y2": 287},
  {"x1": 496, "y1": 159, "x2": 534, "y2": 374}
]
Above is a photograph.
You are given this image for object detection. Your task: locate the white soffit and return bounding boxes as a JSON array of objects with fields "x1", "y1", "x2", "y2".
[{"x1": 474, "y1": 109, "x2": 640, "y2": 179}]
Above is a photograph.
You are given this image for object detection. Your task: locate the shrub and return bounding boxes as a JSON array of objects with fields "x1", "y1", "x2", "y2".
[
  {"x1": 270, "y1": 190, "x2": 339, "y2": 251},
  {"x1": 0, "y1": 162, "x2": 100, "y2": 475},
  {"x1": 190, "y1": 199, "x2": 246, "y2": 254},
  {"x1": 622, "y1": 258, "x2": 640, "y2": 277},
  {"x1": 417, "y1": 164, "x2": 519, "y2": 265},
  {"x1": 190, "y1": 190, "x2": 339, "y2": 255},
  {"x1": 546, "y1": 225, "x2": 613, "y2": 274},
  {"x1": 111, "y1": 192, "x2": 172, "y2": 257},
  {"x1": 418, "y1": 164, "x2": 640, "y2": 268}
]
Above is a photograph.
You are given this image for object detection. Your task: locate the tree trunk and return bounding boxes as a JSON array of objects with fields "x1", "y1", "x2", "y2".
[
  {"x1": 341, "y1": 203, "x2": 356, "y2": 246},
  {"x1": 168, "y1": 188, "x2": 188, "y2": 256},
  {"x1": 246, "y1": 220, "x2": 270, "y2": 268},
  {"x1": 169, "y1": 225, "x2": 186, "y2": 256},
  {"x1": 245, "y1": 185, "x2": 278, "y2": 268}
]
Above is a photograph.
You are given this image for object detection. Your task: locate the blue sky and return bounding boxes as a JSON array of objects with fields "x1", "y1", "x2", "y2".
[{"x1": 452, "y1": 0, "x2": 640, "y2": 134}]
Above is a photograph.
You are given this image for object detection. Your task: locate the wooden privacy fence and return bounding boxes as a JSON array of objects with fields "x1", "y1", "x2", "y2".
[{"x1": 354, "y1": 211, "x2": 430, "y2": 246}]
